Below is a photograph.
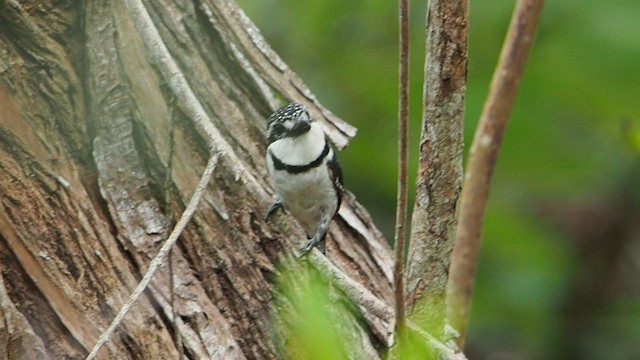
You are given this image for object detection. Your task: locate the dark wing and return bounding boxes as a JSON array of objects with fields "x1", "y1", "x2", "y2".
[{"x1": 327, "y1": 141, "x2": 344, "y2": 217}]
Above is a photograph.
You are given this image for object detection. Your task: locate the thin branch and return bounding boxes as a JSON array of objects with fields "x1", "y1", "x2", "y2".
[
  {"x1": 447, "y1": 0, "x2": 544, "y2": 347},
  {"x1": 393, "y1": 0, "x2": 410, "y2": 332},
  {"x1": 85, "y1": 154, "x2": 219, "y2": 360},
  {"x1": 165, "y1": 96, "x2": 182, "y2": 357},
  {"x1": 309, "y1": 251, "x2": 393, "y2": 324},
  {"x1": 168, "y1": 250, "x2": 183, "y2": 358},
  {"x1": 406, "y1": 320, "x2": 468, "y2": 360}
]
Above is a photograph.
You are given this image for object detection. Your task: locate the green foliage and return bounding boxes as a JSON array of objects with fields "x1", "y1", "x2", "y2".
[
  {"x1": 273, "y1": 259, "x2": 449, "y2": 359},
  {"x1": 271, "y1": 259, "x2": 356, "y2": 360},
  {"x1": 386, "y1": 327, "x2": 439, "y2": 360},
  {"x1": 622, "y1": 119, "x2": 640, "y2": 154}
]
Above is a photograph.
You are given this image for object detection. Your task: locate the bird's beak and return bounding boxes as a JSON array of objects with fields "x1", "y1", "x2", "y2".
[{"x1": 289, "y1": 119, "x2": 311, "y2": 137}]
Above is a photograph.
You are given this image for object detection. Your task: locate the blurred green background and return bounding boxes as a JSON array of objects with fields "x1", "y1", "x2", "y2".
[{"x1": 237, "y1": 0, "x2": 640, "y2": 358}]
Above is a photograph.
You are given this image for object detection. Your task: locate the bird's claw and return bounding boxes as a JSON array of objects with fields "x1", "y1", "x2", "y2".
[
  {"x1": 299, "y1": 237, "x2": 324, "y2": 258},
  {"x1": 264, "y1": 201, "x2": 283, "y2": 222}
]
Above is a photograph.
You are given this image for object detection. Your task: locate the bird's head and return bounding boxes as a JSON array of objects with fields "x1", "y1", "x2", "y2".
[{"x1": 267, "y1": 102, "x2": 313, "y2": 143}]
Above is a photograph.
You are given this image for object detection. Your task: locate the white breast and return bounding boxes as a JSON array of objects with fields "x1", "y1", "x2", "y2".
[
  {"x1": 268, "y1": 122, "x2": 326, "y2": 166},
  {"x1": 268, "y1": 161, "x2": 337, "y2": 236}
]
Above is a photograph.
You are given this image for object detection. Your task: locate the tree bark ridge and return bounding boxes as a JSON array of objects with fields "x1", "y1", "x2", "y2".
[{"x1": 406, "y1": 0, "x2": 468, "y2": 339}]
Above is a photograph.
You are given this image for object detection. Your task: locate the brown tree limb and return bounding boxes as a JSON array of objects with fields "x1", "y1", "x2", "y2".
[
  {"x1": 310, "y1": 251, "x2": 393, "y2": 325},
  {"x1": 447, "y1": 0, "x2": 544, "y2": 347},
  {"x1": 406, "y1": 0, "x2": 468, "y2": 339},
  {"x1": 393, "y1": 0, "x2": 410, "y2": 332}
]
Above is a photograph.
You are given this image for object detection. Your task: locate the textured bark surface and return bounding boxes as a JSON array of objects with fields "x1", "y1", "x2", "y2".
[
  {"x1": 0, "y1": 1, "x2": 392, "y2": 359},
  {"x1": 405, "y1": 0, "x2": 467, "y2": 339}
]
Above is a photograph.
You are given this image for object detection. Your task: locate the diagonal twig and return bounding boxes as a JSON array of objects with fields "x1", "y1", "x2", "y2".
[
  {"x1": 309, "y1": 251, "x2": 393, "y2": 324},
  {"x1": 447, "y1": 0, "x2": 544, "y2": 347},
  {"x1": 406, "y1": 320, "x2": 469, "y2": 360},
  {"x1": 85, "y1": 154, "x2": 219, "y2": 360}
]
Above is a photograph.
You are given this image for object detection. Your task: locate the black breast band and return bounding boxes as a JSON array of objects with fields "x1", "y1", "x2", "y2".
[{"x1": 270, "y1": 141, "x2": 330, "y2": 174}]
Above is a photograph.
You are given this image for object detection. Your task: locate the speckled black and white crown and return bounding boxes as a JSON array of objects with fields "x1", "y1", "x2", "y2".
[{"x1": 267, "y1": 102, "x2": 306, "y2": 125}]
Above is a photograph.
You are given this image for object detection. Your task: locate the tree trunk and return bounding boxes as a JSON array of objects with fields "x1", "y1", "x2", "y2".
[
  {"x1": 0, "y1": 1, "x2": 392, "y2": 359},
  {"x1": 405, "y1": 0, "x2": 467, "y2": 340}
]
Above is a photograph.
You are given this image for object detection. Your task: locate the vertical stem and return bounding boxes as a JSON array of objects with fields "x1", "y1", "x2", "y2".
[
  {"x1": 393, "y1": 0, "x2": 410, "y2": 331},
  {"x1": 165, "y1": 96, "x2": 182, "y2": 356},
  {"x1": 406, "y1": 0, "x2": 468, "y2": 340},
  {"x1": 447, "y1": 0, "x2": 544, "y2": 348}
]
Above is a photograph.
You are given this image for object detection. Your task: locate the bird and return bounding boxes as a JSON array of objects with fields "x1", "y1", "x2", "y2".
[{"x1": 264, "y1": 102, "x2": 344, "y2": 256}]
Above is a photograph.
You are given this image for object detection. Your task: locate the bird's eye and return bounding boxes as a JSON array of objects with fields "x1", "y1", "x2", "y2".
[{"x1": 272, "y1": 123, "x2": 285, "y2": 132}]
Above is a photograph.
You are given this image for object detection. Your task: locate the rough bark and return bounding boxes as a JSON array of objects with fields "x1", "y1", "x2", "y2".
[
  {"x1": 0, "y1": 1, "x2": 392, "y2": 359},
  {"x1": 405, "y1": 0, "x2": 467, "y2": 339}
]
